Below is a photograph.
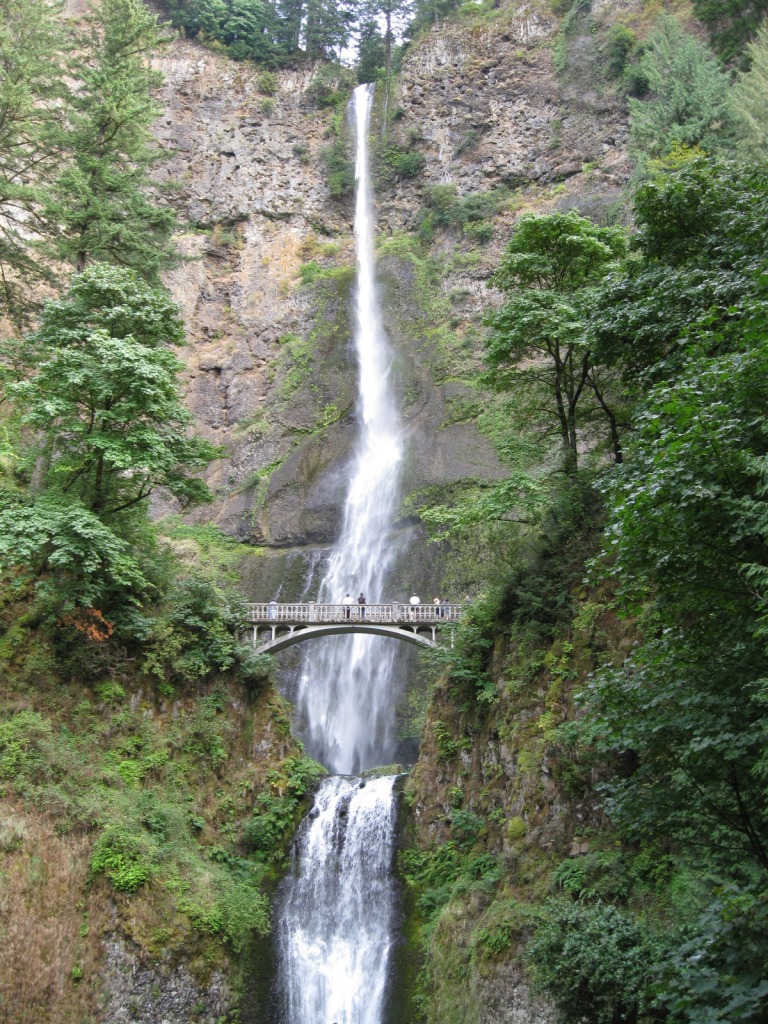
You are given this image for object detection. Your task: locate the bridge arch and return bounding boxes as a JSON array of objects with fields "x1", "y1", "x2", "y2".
[{"x1": 251, "y1": 622, "x2": 438, "y2": 655}]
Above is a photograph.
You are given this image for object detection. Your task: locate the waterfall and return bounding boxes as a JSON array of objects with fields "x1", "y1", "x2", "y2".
[
  {"x1": 293, "y1": 82, "x2": 404, "y2": 777},
  {"x1": 275, "y1": 776, "x2": 399, "y2": 1024},
  {"x1": 273, "y1": 84, "x2": 404, "y2": 1024}
]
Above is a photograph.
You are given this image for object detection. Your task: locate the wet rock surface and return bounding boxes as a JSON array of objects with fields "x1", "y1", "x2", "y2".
[{"x1": 100, "y1": 938, "x2": 230, "y2": 1024}]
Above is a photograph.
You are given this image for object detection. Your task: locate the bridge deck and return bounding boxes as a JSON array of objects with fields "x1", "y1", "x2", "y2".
[{"x1": 248, "y1": 601, "x2": 461, "y2": 625}]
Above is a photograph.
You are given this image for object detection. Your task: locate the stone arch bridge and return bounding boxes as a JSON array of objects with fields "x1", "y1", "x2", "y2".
[{"x1": 247, "y1": 602, "x2": 462, "y2": 655}]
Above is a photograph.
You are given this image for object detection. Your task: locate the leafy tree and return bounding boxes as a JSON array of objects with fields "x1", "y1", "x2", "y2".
[
  {"x1": 7, "y1": 264, "x2": 218, "y2": 518},
  {"x1": 220, "y1": 0, "x2": 282, "y2": 63},
  {"x1": 405, "y1": 0, "x2": 459, "y2": 38},
  {"x1": 485, "y1": 211, "x2": 626, "y2": 471},
  {"x1": 0, "y1": 0, "x2": 66, "y2": 317},
  {"x1": 43, "y1": 0, "x2": 178, "y2": 279},
  {"x1": 592, "y1": 159, "x2": 768, "y2": 381},
  {"x1": 693, "y1": 0, "x2": 768, "y2": 64},
  {"x1": 0, "y1": 491, "x2": 150, "y2": 608},
  {"x1": 628, "y1": 15, "x2": 733, "y2": 167},
  {"x1": 591, "y1": 340, "x2": 768, "y2": 866}
]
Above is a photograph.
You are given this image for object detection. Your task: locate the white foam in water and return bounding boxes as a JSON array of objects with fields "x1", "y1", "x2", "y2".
[{"x1": 276, "y1": 776, "x2": 398, "y2": 1024}]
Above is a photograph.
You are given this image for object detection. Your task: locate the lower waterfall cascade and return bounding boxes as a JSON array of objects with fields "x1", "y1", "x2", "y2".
[{"x1": 272, "y1": 82, "x2": 406, "y2": 1024}]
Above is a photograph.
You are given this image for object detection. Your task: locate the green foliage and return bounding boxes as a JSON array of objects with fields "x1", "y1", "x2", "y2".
[
  {"x1": 0, "y1": 264, "x2": 217, "y2": 619},
  {"x1": 356, "y1": 16, "x2": 386, "y2": 83},
  {"x1": 376, "y1": 140, "x2": 426, "y2": 188},
  {"x1": 576, "y1": 156, "x2": 768, "y2": 1022},
  {"x1": 418, "y1": 184, "x2": 507, "y2": 240},
  {"x1": 449, "y1": 809, "x2": 485, "y2": 851},
  {"x1": 592, "y1": 159, "x2": 768, "y2": 383},
  {"x1": 604, "y1": 24, "x2": 637, "y2": 79},
  {"x1": 0, "y1": 664, "x2": 296, "y2": 956},
  {"x1": 257, "y1": 70, "x2": 278, "y2": 94},
  {"x1": 627, "y1": 16, "x2": 733, "y2": 167},
  {"x1": 179, "y1": 867, "x2": 270, "y2": 951},
  {"x1": 44, "y1": 0, "x2": 179, "y2": 278},
  {"x1": 5, "y1": 264, "x2": 217, "y2": 518},
  {"x1": 692, "y1": 0, "x2": 768, "y2": 64},
  {"x1": 426, "y1": 594, "x2": 501, "y2": 709},
  {"x1": 0, "y1": 0, "x2": 66, "y2": 318},
  {"x1": 306, "y1": 62, "x2": 356, "y2": 108},
  {"x1": 139, "y1": 575, "x2": 261, "y2": 687},
  {"x1": 163, "y1": 0, "x2": 282, "y2": 64},
  {"x1": 586, "y1": 342, "x2": 768, "y2": 874},
  {"x1": 526, "y1": 899, "x2": 672, "y2": 1024},
  {"x1": 506, "y1": 816, "x2": 526, "y2": 841},
  {"x1": 401, "y1": 840, "x2": 500, "y2": 924},
  {"x1": 91, "y1": 824, "x2": 150, "y2": 892},
  {"x1": 730, "y1": 24, "x2": 768, "y2": 161},
  {"x1": 322, "y1": 127, "x2": 355, "y2": 198},
  {"x1": 0, "y1": 492, "x2": 151, "y2": 612},
  {"x1": 485, "y1": 211, "x2": 627, "y2": 470},
  {"x1": 243, "y1": 755, "x2": 326, "y2": 861},
  {"x1": 0, "y1": 711, "x2": 53, "y2": 786},
  {"x1": 661, "y1": 885, "x2": 768, "y2": 1023}
]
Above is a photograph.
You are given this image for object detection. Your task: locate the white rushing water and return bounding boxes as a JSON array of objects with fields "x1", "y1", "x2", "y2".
[
  {"x1": 275, "y1": 776, "x2": 399, "y2": 1024},
  {"x1": 294, "y1": 82, "x2": 404, "y2": 776},
  {"x1": 274, "y1": 84, "x2": 404, "y2": 1024}
]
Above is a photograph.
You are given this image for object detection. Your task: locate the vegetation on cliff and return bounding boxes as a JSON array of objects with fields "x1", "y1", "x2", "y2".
[
  {"x1": 402, "y1": 157, "x2": 768, "y2": 1024},
  {"x1": 0, "y1": 3, "x2": 324, "y2": 1018}
]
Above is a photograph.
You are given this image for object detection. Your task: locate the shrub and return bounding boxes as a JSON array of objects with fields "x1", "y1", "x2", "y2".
[
  {"x1": 258, "y1": 71, "x2": 278, "y2": 95},
  {"x1": 323, "y1": 137, "x2": 355, "y2": 198},
  {"x1": 526, "y1": 900, "x2": 671, "y2": 1024},
  {"x1": 604, "y1": 25, "x2": 636, "y2": 78},
  {"x1": 91, "y1": 825, "x2": 150, "y2": 893}
]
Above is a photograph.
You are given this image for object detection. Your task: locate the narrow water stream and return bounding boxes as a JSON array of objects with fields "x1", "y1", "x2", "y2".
[{"x1": 273, "y1": 83, "x2": 406, "y2": 1024}]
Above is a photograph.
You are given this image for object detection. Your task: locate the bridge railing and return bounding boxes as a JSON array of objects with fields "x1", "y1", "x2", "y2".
[{"x1": 247, "y1": 602, "x2": 462, "y2": 625}]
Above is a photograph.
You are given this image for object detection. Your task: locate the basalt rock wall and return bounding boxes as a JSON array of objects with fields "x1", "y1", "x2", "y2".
[{"x1": 152, "y1": 0, "x2": 639, "y2": 591}]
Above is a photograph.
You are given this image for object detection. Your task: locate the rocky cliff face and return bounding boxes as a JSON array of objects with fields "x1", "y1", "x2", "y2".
[{"x1": 153, "y1": 0, "x2": 637, "y2": 596}]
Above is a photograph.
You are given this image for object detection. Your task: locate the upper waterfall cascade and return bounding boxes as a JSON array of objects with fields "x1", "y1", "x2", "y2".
[
  {"x1": 292, "y1": 81, "x2": 405, "y2": 778},
  {"x1": 273, "y1": 83, "x2": 406, "y2": 1024}
]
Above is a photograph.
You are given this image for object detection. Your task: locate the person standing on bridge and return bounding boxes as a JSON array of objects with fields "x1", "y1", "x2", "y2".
[
  {"x1": 409, "y1": 592, "x2": 420, "y2": 620},
  {"x1": 342, "y1": 593, "x2": 353, "y2": 620},
  {"x1": 268, "y1": 599, "x2": 277, "y2": 620},
  {"x1": 358, "y1": 593, "x2": 366, "y2": 619}
]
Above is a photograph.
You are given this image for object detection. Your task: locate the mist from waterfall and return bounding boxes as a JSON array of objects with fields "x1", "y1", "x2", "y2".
[
  {"x1": 294, "y1": 82, "x2": 404, "y2": 777},
  {"x1": 273, "y1": 83, "x2": 404, "y2": 1024}
]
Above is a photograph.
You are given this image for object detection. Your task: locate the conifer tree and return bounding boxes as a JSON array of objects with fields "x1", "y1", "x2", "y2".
[
  {"x1": 731, "y1": 23, "x2": 768, "y2": 161},
  {"x1": 303, "y1": 0, "x2": 358, "y2": 59},
  {"x1": 44, "y1": 0, "x2": 178, "y2": 281},
  {"x1": 628, "y1": 15, "x2": 733, "y2": 167},
  {"x1": 0, "y1": 0, "x2": 66, "y2": 317},
  {"x1": 359, "y1": 0, "x2": 412, "y2": 81}
]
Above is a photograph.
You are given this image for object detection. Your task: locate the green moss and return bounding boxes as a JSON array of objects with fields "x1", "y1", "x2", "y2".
[{"x1": 507, "y1": 816, "x2": 527, "y2": 841}]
